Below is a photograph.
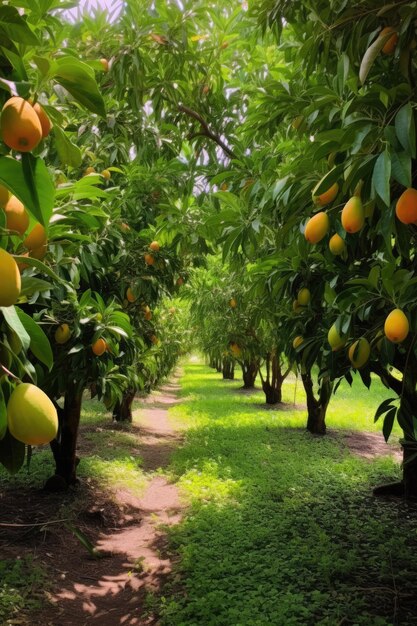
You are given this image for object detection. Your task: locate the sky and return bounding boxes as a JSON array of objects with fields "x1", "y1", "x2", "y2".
[{"x1": 63, "y1": 0, "x2": 125, "y2": 23}]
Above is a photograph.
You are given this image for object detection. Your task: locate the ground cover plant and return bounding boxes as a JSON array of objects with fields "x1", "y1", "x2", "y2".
[{"x1": 161, "y1": 363, "x2": 417, "y2": 626}]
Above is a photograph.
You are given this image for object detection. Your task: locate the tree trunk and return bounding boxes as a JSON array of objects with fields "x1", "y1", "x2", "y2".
[
  {"x1": 241, "y1": 359, "x2": 258, "y2": 389},
  {"x1": 215, "y1": 358, "x2": 222, "y2": 373},
  {"x1": 47, "y1": 389, "x2": 83, "y2": 488},
  {"x1": 222, "y1": 358, "x2": 235, "y2": 380},
  {"x1": 373, "y1": 443, "x2": 417, "y2": 501},
  {"x1": 260, "y1": 353, "x2": 290, "y2": 405},
  {"x1": 402, "y1": 443, "x2": 417, "y2": 501},
  {"x1": 301, "y1": 371, "x2": 332, "y2": 435},
  {"x1": 370, "y1": 362, "x2": 417, "y2": 500},
  {"x1": 262, "y1": 382, "x2": 281, "y2": 404},
  {"x1": 113, "y1": 390, "x2": 135, "y2": 422}
]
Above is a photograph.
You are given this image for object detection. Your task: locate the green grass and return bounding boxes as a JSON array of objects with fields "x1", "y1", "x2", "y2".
[
  {"x1": 0, "y1": 397, "x2": 146, "y2": 493},
  {"x1": 159, "y1": 362, "x2": 416, "y2": 626},
  {"x1": 0, "y1": 556, "x2": 47, "y2": 625},
  {"x1": 218, "y1": 364, "x2": 400, "y2": 435}
]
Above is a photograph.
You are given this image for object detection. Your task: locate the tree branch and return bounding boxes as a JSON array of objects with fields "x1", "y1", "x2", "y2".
[
  {"x1": 178, "y1": 104, "x2": 237, "y2": 159},
  {"x1": 370, "y1": 362, "x2": 403, "y2": 397}
]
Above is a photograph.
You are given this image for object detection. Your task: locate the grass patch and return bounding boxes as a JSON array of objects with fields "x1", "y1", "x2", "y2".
[
  {"x1": 160, "y1": 362, "x2": 416, "y2": 626},
  {"x1": 0, "y1": 556, "x2": 48, "y2": 625},
  {"x1": 0, "y1": 397, "x2": 145, "y2": 495}
]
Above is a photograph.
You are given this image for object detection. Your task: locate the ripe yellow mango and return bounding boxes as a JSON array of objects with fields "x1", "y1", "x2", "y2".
[
  {"x1": 312, "y1": 181, "x2": 339, "y2": 207},
  {"x1": 292, "y1": 336, "x2": 304, "y2": 349},
  {"x1": 7, "y1": 383, "x2": 58, "y2": 445},
  {"x1": 395, "y1": 188, "x2": 417, "y2": 224},
  {"x1": 329, "y1": 233, "x2": 346, "y2": 255},
  {"x1": 304, "y1": 212, "x2": 329, "y2": 244},
  {"x1": 341, "y1": 196, "x2": 364, "y2": 234},
  {"x1": 0, "y1": 248, "x2": 21, "y2": 307},
  {"x1": 384, "y1": 309, "x2": 409, "y2": 343}
]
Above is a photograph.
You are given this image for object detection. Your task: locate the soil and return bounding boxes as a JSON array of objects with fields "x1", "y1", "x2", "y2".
[
  {"x1": 255, "y1": 401, "x2": 307, "y2": 411},
  {"x1": 331, "y1": 428, "x2": 403, "y2": 463},
  {"x1": 0, "y1": 376, "x2": 184, "y2": 626}
]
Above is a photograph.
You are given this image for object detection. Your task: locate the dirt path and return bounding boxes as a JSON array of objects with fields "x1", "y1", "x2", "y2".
[
  {"x1": 1, "y1": 369, "x2": 405, "y2": 626},
  {"x1": 41, "y1": 377, "x2": 185, "y2": 626}
]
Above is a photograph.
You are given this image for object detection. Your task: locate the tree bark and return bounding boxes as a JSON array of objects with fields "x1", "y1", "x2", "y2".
[
  {"x1": 301, "y1": 371, "x2": 332, "y2": 435},
  {"x1": 48, "y1": 389, "x2": 83, "y2": 487},
  {"x1": 373, "y1": 443, "x2": 417, "y2": 501},
  {"x1": 113, "y1": 390, "x2": 135, "y2": 422},
  {"x1": 222, "y1": 358, "x2": 235, "y2": 380},
  {"x1": 259, "y1": 353, "x2": 291, "y2": 405},
  {"x1": 241, "y1": 359, "x2": 258, "y2": 389},
  {"x1": 371, "y1": 361, "x2": 417, "y2": 501},
  {"x1": 402, "y1": 443, "x2": 417, "y2": 501},
  {"x1": 262, "y1": 383, "x2": 281, "y2": 404}
]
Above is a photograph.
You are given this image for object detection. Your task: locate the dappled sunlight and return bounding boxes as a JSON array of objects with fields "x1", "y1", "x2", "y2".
[
  {"x1": 79, "y1": 456, "x2": 146, "y2": 496},
  {"x1": 158, "y1": 362, "x2": 414, "y2": 625}
]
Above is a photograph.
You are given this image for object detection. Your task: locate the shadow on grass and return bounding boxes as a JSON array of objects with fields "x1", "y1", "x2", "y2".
[{"x1": 158, "y1": 363, "x2": 416, "y2": 626}]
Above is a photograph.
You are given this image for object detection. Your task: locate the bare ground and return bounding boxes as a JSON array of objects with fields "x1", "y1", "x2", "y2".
[{"x1": 0, "y1": 376, "x2": 184, "y2": 626}]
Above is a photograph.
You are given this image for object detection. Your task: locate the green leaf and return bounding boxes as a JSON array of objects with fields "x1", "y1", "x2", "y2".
[
  {"x1": 391, "y1": 151, "x2": 411, "y2": 188},
  {"x1": 33, "y1": 55, "x2": 52, "y2": 78},
  {"x1": 368, "y1": 266, "x2": 380, "y2": 289},
  {"x1": 20, "y1": 276, "x2": 52, "y2": 296},
  {"x1": 65, "y1": 522, "x2": 107, "y2": 558},
  {"x1": 0, "y1": 387, "x2": 7, "y2": 440},
  {"x1": 0, "y1": 307, "x2": 30, "y2": 352},
  {"x1": 0, "y1": 6, "x2": 40, "y2": 45},
  {"x1": 374, "y1": 397, "x2": 396, "y2": 422},
  {"x1": 53, "y1": 125, "x2": 82, "y2": 167},
  {"x1": 337, "y1": 53, "x2": 349, "y2": 95},
  {"x1": 312, "y1": 166, "x2": 343, "y2": 197},
  {"x1": 395, "y1": 103, "x2": 416, "y2": 158},
  {"x1": 0, "y1": 429, "x2": 25, "y2": 474},
  {"x1": 382, "y1": 406, "x2": 397, "y2": 442},
  {"x1": 14, "y1": 256, "x2": 68, "y2": 286},
  {"x1": 1, "y1": 46, "x2": 28, "y2": 81},
  {"x1": 107, "y1": 325, "x2": 129, "y2": 339},
  {"x1": 372, "y1": 150, "x2": 391, "y2": 207},
  {"x1": 359, "y1": 30, "x2": 395, "y2": 84},
  {"x1": 0, "y1": 156, "x2": 54, "y2": 227},
  {"x1": 358, "y1": 367, "x2": 371, "y2": 389},
  {"x1": 54, "y1": 58, "x2": 106, "y2": 117},
  {"x1": 15, "y1": 308, "x2": 53, "y2": 371}
]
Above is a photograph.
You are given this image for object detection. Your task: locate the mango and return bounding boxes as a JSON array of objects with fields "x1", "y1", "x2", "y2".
[
  {"x1": 328, "y1": 323, "x2": 346, "y2": 351},
  {"x1": 395, "y1": 188, "x2": 417, "y2": 224},
  {"x1": 384, "y1": 309, "x2": 409, "y2": 343},
  {"x1": 305, "y1": 212, "x2": 329, "y2": 244},
  {"x1": 341, "y1": 196, "x2": 364, "y2": 234},
  {"x1": 312, "y1": 181, "x2": 339, "y2": 207},
  {"x1": 329, "y1": 233, "x2": 346, "y2": 255},
  {"x1": 348, "y1": 338, "x2": 371, "y2": 369},
  {"x1": 7, "y1": 383, "x2": 58, "y2": 445}
]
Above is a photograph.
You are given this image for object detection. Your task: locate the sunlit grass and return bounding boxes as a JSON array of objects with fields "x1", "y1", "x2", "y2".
[
  {"x1": 0, "y1": 396, "x2": 146, "y2": 494},
  {"x1": 174, "y1": 363, "x2": 401, "y2": 438},
  {"x1": 160, "y1": 362, "x2": 414, "y2": 626}
]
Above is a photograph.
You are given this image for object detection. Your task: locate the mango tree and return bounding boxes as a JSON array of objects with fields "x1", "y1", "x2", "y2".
[{"x1": 249, "y1": 0, "x2": 417, "y2": 497}]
